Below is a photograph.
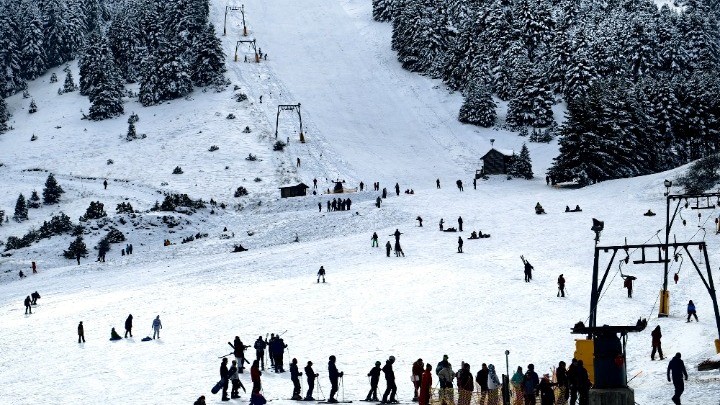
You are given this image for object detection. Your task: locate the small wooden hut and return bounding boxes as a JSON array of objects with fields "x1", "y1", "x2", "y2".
[
  {"x1": 279, "y1": 183, "x2": 309, "y2": 198},
  {"x1": 480, "y1": 148, "x2": 514, "y2": 175}
]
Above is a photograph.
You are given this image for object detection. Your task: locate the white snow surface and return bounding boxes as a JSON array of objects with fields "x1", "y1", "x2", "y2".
[{"x1": 0, "y1": 0, "x2": 719, "y2": 404}]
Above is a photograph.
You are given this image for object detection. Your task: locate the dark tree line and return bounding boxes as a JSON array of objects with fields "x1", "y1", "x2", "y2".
[{"x1": 375, "y1": 0, "x2": 720, "y2": 185}]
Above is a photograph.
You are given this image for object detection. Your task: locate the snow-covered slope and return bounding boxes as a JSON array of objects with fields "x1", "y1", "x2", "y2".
[{"x1": 0, "y1": 0, "x2": 719, "y2": 404}]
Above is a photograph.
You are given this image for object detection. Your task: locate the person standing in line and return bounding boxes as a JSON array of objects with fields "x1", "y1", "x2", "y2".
[
  {"x1": 24, "y1": 296, "x2": 32, "y2": 314},
  {"x1": 651, "y1": 325, "x2": 664, "y2": 360},
  {"x1": 366, "y1": 361, "x2": 381, "y2": 401},
  {"x1": 510, "y1": 366, "x2": 523, "y2": 405},
  {"x1": 411, "y1": 359, "x2": 424, "y2": 401},
  {"x1": 456, "y1": 362, "x2": 474, "y2": 405},
  {"x1": 124, "y1": 314, "x2": 133, "y2": 338},
  {"x1": 251, "y1": 359, "x2": 262, "y2": 394},
  {"x1": 305, "y1": 361, "x2": 318, "y2": 400},
  {"x1": 220, "y1": 358, "x2": 230, "y2": 401},
  {"x1": 486, "y1": 364, "x2": 501, "y2": 405},
  {"x1": 419, "y1": 364, "x2": 432, "y2": 405},
  {"x1": 317, "y1": 266, "x2": 326, "y2": 283},
  {"x1": 575, "y1": 361, "x2": 590, "y2": 405},
  {"x1": 566, "y1": 359, "x2": 578, "y2": 405},
  {"x1": 381, "y1": 356, "x2": 397, "y2": 404},
  {"x1": 476, "y1": 363, "x2": 489, "y2": 405},
  {"x1": 328, "y1": 355, "x2": 344, "y2": 403},
  {"x1": 290, "y1": 358, "x2": 304, "y2": 400},
  {"x1": 152, "y1": 315, "x2": 162, "y2": 339},
  {"x1": 78, "y1": 321, "x2": 85, "y2": 343},
  {"x1": 522, "y1": 364, "x2": 539, "y2": 405},
  {"x1": 667, "y1": 353, "x2": 688, "y2": 405},
  {"x1": 555, "y1": 361, "x2": 569, "y2": 404}
]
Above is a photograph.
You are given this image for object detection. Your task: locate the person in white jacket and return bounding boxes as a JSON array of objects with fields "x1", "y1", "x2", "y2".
[{"x1": 486, "y1": 364, "x2": 502, "y2": 405}]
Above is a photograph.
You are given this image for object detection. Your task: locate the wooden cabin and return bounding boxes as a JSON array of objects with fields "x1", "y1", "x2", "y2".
[
  {"x1": 480, "y1": 148, "x2": 514, "y2": 175},
  {"x1": 279, "y1": 183, "x2": 309, "y2": 198}
]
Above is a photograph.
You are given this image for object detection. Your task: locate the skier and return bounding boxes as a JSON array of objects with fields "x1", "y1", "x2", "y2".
[
  {"x1": 419, "y1": 364, "x2": 432, "y2": 405},
  {"x1": 456, "y1": 362, "x2": 473, "y2": 405},
  {"x1": 220, "y1": 358, "x2": 230, "y2": 401},
  {"x1": 24, "y1": 295, "x2": 32, "y2": 314},
  {"x1": 385, "y1": 241, "x2": 392, "y2": 257},
  {"x1": 651, "y1": 325, "x2": 665, "y2": 360},
  {"x1": 30, "y1": 291, "x2": 40, "y2": 305},
  {"x1": 522, "y1": 364, "x2": 539, "y2": 405},
  {"x1": 522, "y1": 256, "x2": 534, "y2": 282},
  {"x1": 318, "y1": 266, "x2": 326, "y2": 283},
  {"x1": 290, "y1": 358, "x2": 304, "y2": 400},
  {"x1": 416, "y1": 216, "x2": 423, "y2": 227},
  {"x1": 390, "y1": 229, "x2": 403, "y2": 244},
  {"x1": 255, "y1": 336, "x2": 268, "y2": 370},
  {"x1": 457, "y1": 236, "x2": 463, "y2": 253},
  {"x1": 103, "y1": 179, "x2": 108, "y2": 189},
  {"x1": 395, "y1": 183, "x2": 400, "y2": 196},
  {"x1": 251, "y1": 359, "x2": 262, "y2": 393},
  {"x1": 78, "y1": 321, "x2": 85, "y2": 343},
  {"x1": 394, "y1": 241, "x2": 405, "y2": 257},
  {"x1": 436, "y1": 179, "x2": 440, "y2": 189},
  {"x1": 366, "y1": 361, "x2": 381, "y2": 401},
  {"x1": 110, "y1": 327, "x2": 122, "y2": 340},
  {"x1": 328, "y1": 355, "x2": 344, "y2": 403},
  {"x1": 439, "y1": 218, "x2": 444, "y2": 231},
  {"x1": 667, "y1": 353, "x2": 688, "y2": 405},
  {"x1": 558, "y1": 274, "x2": 566, "y2": 297},
  {"x1": 372, "y1": 232, "x2": 379, "y2": 247},
  {"x1": 411, "y1": 359, "x2": 424, "y2": 401},
  {"x1": 458, "y1": 216, "x2": 463, "y2": 232},
  {"x1": 305, "y1": 361, "x2": 318, "y2": 400},
  {"x1": 686, "y1": 300, "x2": 698, "y2": 322},
  {"x1": 152, "y1": 315, "x2": 162, "y2": 339},
  {"x1": 456, "y1": 180, "x2": 463, "y2": 191},
  {"x1": 476, "y1": 363, "x2": 489, "y2": 404},
  {"x1": 124, "y1": 314, "x2": 133, "y2": 338},
  {"x1": 273, "y1": 335, "x2": 288, "y2": 372},
  {"x1": 381, "y1": 356, "x2": 397, "y2": 404},
  {"x1": 487, "y1": 364, "x2": 501, "y2": 405}
]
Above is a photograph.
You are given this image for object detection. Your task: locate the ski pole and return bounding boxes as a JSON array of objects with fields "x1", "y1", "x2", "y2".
[
  {"x1": 341, "y1": 375, "x2": 345, "y2": 402},
  {"x1": 218, "y1": 351, "x2": 234, "y2": 359},
  {"x1": 627, "y1": 371, "x2": 643, "y2": 384}
]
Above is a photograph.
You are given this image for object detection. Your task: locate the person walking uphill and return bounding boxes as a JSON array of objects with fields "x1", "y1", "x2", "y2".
[
  {"x1": 290, "y1": 358, "x2": 304, "y2": 400},
  {"x1": 366, "y1": 361, "x2": 381, "y2": 401},
  {"x1": 152, "y1": 315, "x2": 162, "y2": 339},
  {"x1": 651, "y1": 325, "x2": 664, "y2": 360},
  {"x1": 328, "y1": 355, "x2": 344, "y2": 403},
  {"x1": 305, "y1": 361, "x2": 318, "y2": 400},
  {"x1": 124, "y1": 314, "x2": 133, "y2": 338},
  {"x1": 78, "y1": 321, "x2": 85, "y2": 343},
  {"x1": 381, "y1": 356, "x2": 397, "y2": 404},
  {"x1": 667, "y1": 353, "x2": 688, "y2": 405}
]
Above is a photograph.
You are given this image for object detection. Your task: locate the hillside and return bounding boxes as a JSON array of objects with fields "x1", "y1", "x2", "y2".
[{"x1": 0, "y1": 0, "x2": 719, "y2": 404}]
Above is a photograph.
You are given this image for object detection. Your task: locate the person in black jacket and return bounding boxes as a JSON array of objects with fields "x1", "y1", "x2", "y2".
[
  {"x1": 124, "y1": 314, "x2": 133, "y2": 338},
  {"x1": 290, "y1": 358, "x2": 304, "y2": 400},
  {"x1": 254, "y1": 336, "x2": 268, "y2": 370},
  {"x1": 555, "y1": 361, "x2": 569, "y2": 403},
  {"x1": 220, "y1": 358, "x2": 230, "y2": 401},
  {"x1": 366, "y1": 361, "x2": 381, "y2": 401},
  {"x1": 667, "y1": 353, "x2": 688, "y2": 405},
  {"x1": 381, "y1": 356, "x2": 397, "y2": 404},
  {"x1": 24, "y1": 296, "x2": 32, "y2": 314},
  {"x1": 456, "y1": 362, "x2": 474, "y2": 405},
  {"x1": 328, "y1": 355, "x2": 344, "y2": 403},
  {"x1": 31, "y1": 291, "x2": 41, "y2": 305},
  {"x1": 305, "y1": 361, "x2": 318, "y2": 400},
  {"x1": 575, "y1": 360, "x2": 590, "y2": 405},
  {"x1": 566, "y1": 358, "x2": 578, "y2": 405},
  {"x1": 78, "y1": 321, "x2": 85, "y2": 343},
  {"x1": 272, "y1": 336, "x2": 288, "y2": 372},
  {"x1": 385, "y1": 241, "x2": 392, "y2": 257},
  {"x1": 476, "y1": 363, "x2": 489, "y2": 404},
  {"x1": 232, "y1": 336, "x2": 250, "y2": 372}
]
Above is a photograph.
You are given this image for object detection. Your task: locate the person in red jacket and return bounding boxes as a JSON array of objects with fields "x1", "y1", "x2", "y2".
[
  {"x1": 419, "y1": 364, "x2": 432, "y2": 405},
  {"x1": 251, "y1": 359, "x2": 262, "y2": 393}
]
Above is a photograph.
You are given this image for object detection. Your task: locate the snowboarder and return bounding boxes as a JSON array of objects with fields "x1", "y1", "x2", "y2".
[
  {"x1": 24, "y1": 296, "x2": 32, "y2": 314},
  {"x1": 78, "y1": 321, "x2": 85, "y2": 343},
  {"x1": 31, "y1": 261, "x2": 37, "y2": 274},
  {"x1": 416, "y1": 216, "x2": 423, "y2": 227},
  {"x1": 522, "y1": 364, "x2": 540, "y2": 405},
  {"x1": 230, "y1": 360, "x2": 246, "y2": 399},
  {"x1": 651, "y1": 325, "x2": 664, "y2": 360},
  {"x1": 385, "y1": 241, "x2": 392, "y2": 257},
  {"x1": 254, "y1": 336, "x2": 267, "y2": 370},
  {"x1": 394, "y1": 241, "x2": 404, "y2": 257},
  {"x1": 686, "y1": 300, "x2": 698, "y2": 322},
  {"x1": 476, "y1": 363, "x2": 489, "y2": 404},
  {"x1": 436, "y1": 179, "x2": 440, "y2": 189},
  {"x1": 220, "y1": 358, "x2": 231, "y2": 401},
  {"x1": 558, "y1": 274, "x2": 566, "y2": 297},
  {"x1": 458, "y1": 216, "x2": 463, "y2": 232},
  {"x1": 622, "y1": 275, "x2": 635, "y2": 298},
  {"x1": 411, "y1": 359, "x2": 424, "y2": 401},
  {"x1": 457, "y1": 236, "x2": 463, "y2": 253},
  {"x1": 372, "y1": 232, "x2": 379, "y2": 247},
  {"x1": 152, "y1": 315, "x2": 162, "y2": 339},
  {"x1": 390, "y1": 229, "x2": 402, "y2": 244},
  {"x1": 419, "y1": 364, "x2": 432, "y2": 405},
  {"x1": 305, "y1": 361, "x2": 318, "y2": 400},
  {"x1": 456, "y1": 362, "x2": 473, "y2": 405},
  {"x1": 395, "y1": 183, "x2": 400, "y2": 196},
  {"x1": 522, "y1": 256, "x2": 534, "y2": 282},
  {"x1": 103, "y1": 179, "x2": 108, "y2": 189},
  {"x1": 328, "y1": 355, "x2": 344, "y2": 403},
  {"x1": 667, "y1": 353, "x2": 688, "y2": 405},
  {"x1": 110, "y1": 327, "x2": 122, "y2": 340},
  {"x1": 125, "y1": 314, "x2": 133, "y2": 338},
  {"x1": 439, "y1": 218, "x2": 444, "y2": 231},
  {"x1": 366, "y1": 361, "x2": 381, "y2": 401},
  {"x1": 317, "y1": 266, "x2": 326, "y2": 283},
  {"x1": 251, "y1": 359, "x2": 262, "y2": 393},
  {"x1": 381, "y1": 356, "x2": 397, "y2": 404},
  {"x1": 30, "y1": 291, "x2": 40, "y2": 305},
  {"x1": 290, "y1": 358, "x2": 304, "y2": 400}
]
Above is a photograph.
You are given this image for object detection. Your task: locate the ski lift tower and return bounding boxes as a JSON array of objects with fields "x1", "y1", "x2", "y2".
[
  {"x1": 235, "y1": 39, "x2": 259, "y2": 63},
  {"x1": 275, "y1": 104, "x2": 304, "y2": 143},
  {"x1": 223, "y1": 5, "x2": 243, "y2": 36}
]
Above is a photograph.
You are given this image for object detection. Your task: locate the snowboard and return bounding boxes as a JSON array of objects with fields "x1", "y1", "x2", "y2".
[{"x1": 211, "y1": 379, "x2": 224, "y2": 395}]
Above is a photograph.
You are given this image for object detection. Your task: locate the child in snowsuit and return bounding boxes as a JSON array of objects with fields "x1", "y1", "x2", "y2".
[{"x1": 366, "y1": 361, "x2": 381, "y2": 401}]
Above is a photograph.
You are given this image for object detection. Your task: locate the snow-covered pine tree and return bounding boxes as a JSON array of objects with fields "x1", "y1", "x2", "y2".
[
  {"x1": 392, "y1": 0, "x2": 432, "y2": 73},
  {"x1": 0, "y1": 2, "x2": 27, "y2": 96},
  {"x1": 458, "y1": 82, "x2": 496, "y2": 127},
  {"x1": 43, "y1": 0, "x2": 74, "y2": 68},
  {"x1": 84, "y1": 32, "x2": 125, "y2": 120},
  {"x1": 14, "y1": 194, "x2": 28, "y2": 221},
  {"x1": 442, "y1": 3, "x2": 485, "y2": 92},
  {"x1": 506, "y1": 62, "x2": 554, "y2": 128},
  {"x1": 508, "y1": 143, "x2": 533, "y2": 179},
  {"x1": 28, "y1": 190, "x2": 41, "y2": 208},
  {"x1": 563, "y1": 50, "x2": 598, "y2": 103},
  {"x1": 126, "y1": 121, "x2": 137, "y2": 140},
  {"x1": 43, "y1": 173, "x2": 65, "y2": 204},
  {"x1": 63, "y1": 235, "x2": 88, "y2": 259},
  {"x1": 674, "y1": 72, "x2": 720, "y2": 162},
  {"x1": 29, "y1": 99, "x2": 37, "y2": 113},
  {"x1": 0, "y1": 94, "x2": 8, "y2": 133},
  {"x1": 623, "y1": 19, "x2": 659, "y2": 79},
  {"x1": 19, "y1": 2, "x2": 47, "y2": 81},
  {"x1": 63, "y1": 70, "x2": 77, "y2": 92},
  {"x1": 107, "y1": 5, "x2": 143, "y2": 82},
  {"x1": 514, "y1": 0, "x2": 554, "y2": 63},
  {"x1": 139, "y1": 36, "x2": 193, "y2": 106},
  {"x1": 680, "y1": 0, "x2": 720, "y2": 72},
  {"x1": 79, "y1": 30, "x2": 103, "y2": 96},
  {"x1": 191, "y1": 22, "x2": 226, "y2": 87},
  {"x1": 493, "y1": 40, "x2": 527, "y2": 101},
  {"x1": 373, "y1": 0, "x2": 395, "y2": 22}
]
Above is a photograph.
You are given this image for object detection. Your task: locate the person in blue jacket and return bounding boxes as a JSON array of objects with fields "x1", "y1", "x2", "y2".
[
  {"x1": 523, "y1": 364, "x2": 539, "y2": 405},
  {"x1": 686, "y1": 300, "x2": 698, "y2": 322},
  {"x1": 667, "y1": 353, "x2": 688, "y2": 405}
]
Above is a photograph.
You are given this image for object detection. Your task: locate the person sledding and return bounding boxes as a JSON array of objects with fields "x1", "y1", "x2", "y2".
[
  {"x1": 110, "y1": 327, "x2": 122, "y2": 341},
  {"x1": 535, "y1": 202, "x2": 546, "y2": 215},
  {"x1": 644, "y1": 209, "x2": 656, "y2": 216}
]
